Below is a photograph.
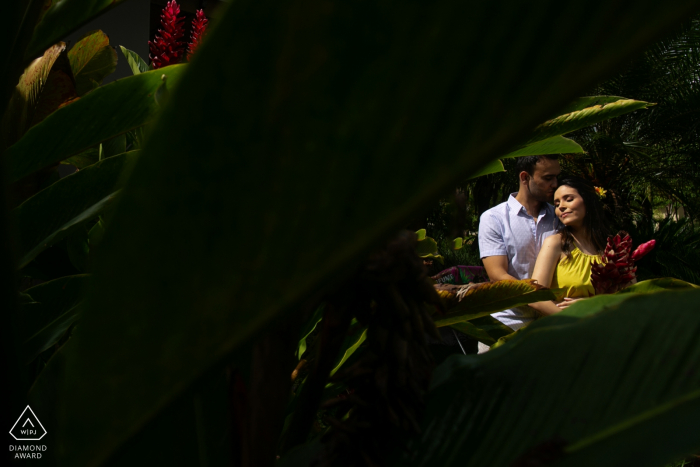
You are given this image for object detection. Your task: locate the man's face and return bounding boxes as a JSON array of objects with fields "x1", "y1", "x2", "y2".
[{"x1": 525, "y1": 158, "x2": 561, "y2": 203}]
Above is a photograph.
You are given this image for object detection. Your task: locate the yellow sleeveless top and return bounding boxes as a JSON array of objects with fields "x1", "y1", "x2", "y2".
[{"x1": 551, "y1": 247, "x2": 602, "y2": 300}]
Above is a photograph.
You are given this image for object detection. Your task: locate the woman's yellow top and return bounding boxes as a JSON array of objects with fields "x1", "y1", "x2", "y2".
[{"x1": 551, "y1": 247, "x2": 602, "y2": 299}]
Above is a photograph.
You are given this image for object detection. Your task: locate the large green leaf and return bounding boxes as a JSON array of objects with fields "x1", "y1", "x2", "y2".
[
  {"x1": 502, "y1": 135, "x2": 583, "y2": 159},
  {"x1": 13, "y1": 151, "x2": 137, "y2": 268},
  {"x1": 405, "y1": 289, "x2": 700, "y2": 467},
  {"x1": 26, "y1": 0, "x2": 129, "y2": 60},
  {"x1": 52, "y1": 0, "x2": 700, "y2": 464},
  {"x1": 5, "y1": 67, "x2": 185, "y2": 182},
  {"x1": 467, "y1": 159, "x2": 504, "y2": 178},
  {"x1": 434, "y1": 280, "x2": 557, "y2": 327},
  {"x1": 67, "y1": 30, "x2": 118, "y2": 96},
  {"x1": 19, "y1": 275, "x2": 89, "y2": 364}
]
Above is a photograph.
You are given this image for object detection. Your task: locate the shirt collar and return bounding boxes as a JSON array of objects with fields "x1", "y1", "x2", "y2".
[{"x1": 508, "y1": 193, "x2": 556, "y2": 219}]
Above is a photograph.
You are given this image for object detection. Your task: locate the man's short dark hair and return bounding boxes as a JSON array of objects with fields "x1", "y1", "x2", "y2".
[{"x1": 515, "y1": 155, "x2": 559, "y2": 176}]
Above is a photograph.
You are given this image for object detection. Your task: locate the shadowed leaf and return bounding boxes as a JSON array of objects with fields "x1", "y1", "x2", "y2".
[
  {"x1": 5, "y1": 66, "x2": 185, "y2": 182},
  {"x1": 20, "y1": 276, "x2": 88, "y2": 364},
  {"x1": 47, "y1": 0, "x2": 700, "y2": 464},
  {"x1": 26, "y1": 0, "x2": 129, "y2": 59},
  {"x1": 13, "y1": 151, "x2": 138, "y2": 268},
  {"x1": 408, "y1": 289, "x2": 700, "y2": 467}
]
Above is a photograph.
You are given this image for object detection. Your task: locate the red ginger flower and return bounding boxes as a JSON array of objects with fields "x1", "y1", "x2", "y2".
[
  {"x1": 187, "y1": 9, "x2": 209, "y2": 61},
  {"x1": 590, "y1": 231, "x2": 656, "y2": 294},
  {"x1": 149, "y1": 0, "x2": 186, "y2": 69}
]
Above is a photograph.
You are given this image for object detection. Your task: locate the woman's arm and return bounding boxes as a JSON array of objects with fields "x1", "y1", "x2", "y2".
[{"x1": 528, "y1": 235, "x2": 564, "y2": 316}]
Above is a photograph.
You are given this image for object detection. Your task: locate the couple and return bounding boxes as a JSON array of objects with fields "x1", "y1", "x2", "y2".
[{"x1": 478, "y1": 155, "x2": 611, "y2": 336}]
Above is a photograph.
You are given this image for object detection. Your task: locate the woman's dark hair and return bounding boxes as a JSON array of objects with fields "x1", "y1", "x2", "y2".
[{"x1": 556, "y1": 176, "x2": 611, "y2": 258}]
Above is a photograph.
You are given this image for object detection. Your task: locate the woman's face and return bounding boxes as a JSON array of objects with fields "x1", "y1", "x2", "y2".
[{"x1": 554, "y1": 185, "x2": 586, "y2": 228}]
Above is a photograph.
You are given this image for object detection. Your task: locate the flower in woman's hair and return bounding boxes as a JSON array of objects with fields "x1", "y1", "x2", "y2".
[
  {"x1": 594, "y1": 186, "x2": 607, "y2": 199},
  {"x1": 187, "y1": 9, "x2": 209, "y2": 61},
  {"x1": 149, "y1": 0, "x2": 186, "y2": 69}
]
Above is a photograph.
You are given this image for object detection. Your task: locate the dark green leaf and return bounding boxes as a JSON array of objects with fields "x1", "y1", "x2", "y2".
[
  {"x1": 502, "y1": 135, "x2": 583, "y2": 159},
  {"x1": 467, "y1": 159, "x2": 505, "y2": 178},
  {"x1": 297, "y1": 304, "x2": 325, "y2": 359},
  {"x1": 119, "y1": 46, "x2": 149, "y2": 75},
  {"x1": 26, "y1": 0, "x2": 129, "y2": 59},
  {"x1": 62, "y1": 147, "x2": 99, "y2": 169},
  {"x1": 408, "y1": 289, "x2": 700, "y2": 467},
  {"x1": 55, "y1": 0, "x2": 700, "y2": 464},
  {"x1": 13, "y1": 151, "x2": 137, "y2": 268},
  {"x1": 450, "y1": 315, "x2": 513, "y2": 346},
  {"x1": 101, "y1": 134, "x2": 126, "y2": 159},
  {"x1": 19, "y1": 275, "x2": 89, "y2": 364},
  {"x1": 5, "y1": 66, "x2": 185, "y2": 182},
  {"x1": 68, "y1": 30, "x2": 118, "y2": 96}
]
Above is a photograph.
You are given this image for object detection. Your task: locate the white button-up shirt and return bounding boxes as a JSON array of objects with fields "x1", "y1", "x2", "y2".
[{"x1": 478, "y1": 193, "x2": 560, "y2": 329}]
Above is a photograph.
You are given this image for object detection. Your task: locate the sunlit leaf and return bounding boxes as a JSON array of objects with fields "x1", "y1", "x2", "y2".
[
  {"x1": 68, "y1": 30, "x2": 118, "y2": 96},
  {"x1": 434, "y1": 280, "x2": 557, "y2": 327},
  {"x1": 1, "y1": 42, "x2": 67, "y2": 147},
  {"x1": 119, "y1": 46, "x2": 149, "y2": 76}
]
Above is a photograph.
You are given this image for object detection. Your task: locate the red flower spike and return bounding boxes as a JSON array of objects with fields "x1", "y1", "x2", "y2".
[
  {"x1": 149, "y1": 0, "x2": 186, "y2": 69},
  {"x1": 590, "y1": 231, "x2": 654, "y2": 295},
  {"x1": 631, "y1": 239, "x2": 656, "y2": 262},
  {"x1": 187, "y1": 9, "x2": 209, "y2": 61}
]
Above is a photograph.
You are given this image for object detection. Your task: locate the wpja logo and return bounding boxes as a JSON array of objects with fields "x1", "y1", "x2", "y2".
[{"x1": 8, "y1": 406, "x2": 47, "y2": 460}]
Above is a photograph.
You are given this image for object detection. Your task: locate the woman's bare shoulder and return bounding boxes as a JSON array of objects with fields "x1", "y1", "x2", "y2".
[{"x1": 543, "y1": 233, "x2": 563, "y2": 249}]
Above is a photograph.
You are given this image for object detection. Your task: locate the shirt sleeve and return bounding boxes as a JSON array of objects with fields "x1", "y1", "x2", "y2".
[{"x1": 478, "y1": 211, "x2": 507, "y2": 258}]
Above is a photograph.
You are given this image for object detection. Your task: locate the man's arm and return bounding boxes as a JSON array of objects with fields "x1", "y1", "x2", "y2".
[
  {"x1": 478, "y1": 211, "x2": 517, "y2": 281},
  {"x1": 482, "y1": 255, "x2": 518, "y2": 281}
]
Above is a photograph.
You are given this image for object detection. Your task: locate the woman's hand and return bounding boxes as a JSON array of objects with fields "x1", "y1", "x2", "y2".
[{"x1": 556, "y1": 297, "x2": 585, "y2": 309}]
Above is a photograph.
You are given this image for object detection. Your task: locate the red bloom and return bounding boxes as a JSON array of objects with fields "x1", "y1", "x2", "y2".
[
  {"x1": 631, "y1": 239, "x2": 656, "y2": 262},
  {"x1": 590, "y1": 231, "x2": 656, "y2": 294},
  {"x1": 149, "y1": 0, "x2": 186, "y2": 69},
  {"x1": 187, "y1": 9, "x2": 209, "y2": 61}
]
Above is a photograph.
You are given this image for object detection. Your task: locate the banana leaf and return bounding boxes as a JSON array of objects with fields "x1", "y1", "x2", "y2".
[
  {"x1": 35, "y1": 0, "x2": 700, "y2": 464},
  {"x1": 5, "y1": 67, "x2": 185, "y2": 182},
  {"x1": 13, "y1": 151, "x2": 138, "y2": 268},
  {"x1": 434, "y1": 280, "x2": 557, "y2": 327},
  {"x1": 404, "y1": 288, "x2": 700, "y2": 467}
]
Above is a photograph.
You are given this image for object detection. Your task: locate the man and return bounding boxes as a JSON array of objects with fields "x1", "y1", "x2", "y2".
[{"x1": 478, "y1": 155, "x2": 561, "y2": 332}]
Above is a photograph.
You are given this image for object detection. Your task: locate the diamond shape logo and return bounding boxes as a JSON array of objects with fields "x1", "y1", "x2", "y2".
[{"x1": 9, "y1": 406, "x2": 46, "y2": 441}]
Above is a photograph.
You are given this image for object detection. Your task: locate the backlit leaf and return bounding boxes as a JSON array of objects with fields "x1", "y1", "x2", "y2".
[
  {"x1": 68, "y1": 30, "x2": 118, "y2": 96},
  {"x1": 434, "y1": 280, "x2": 557, "y2": 327},
  {"x1": 502, "y1": 135, "x2": 583, "y2": 159},
  {"x1": 119, "y1": 46, "x2": 149, "y2": 75},
  {"x1": 1, "y1": 42, "x2": 67, "y2": 147}
]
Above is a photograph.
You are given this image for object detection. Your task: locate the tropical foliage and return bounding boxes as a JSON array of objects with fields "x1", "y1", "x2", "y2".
[{"x1": 3, "y1": 1, "x2": 700, "y2": 466}]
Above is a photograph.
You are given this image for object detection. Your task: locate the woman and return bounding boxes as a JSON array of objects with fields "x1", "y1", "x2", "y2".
[{"x1": 529, "y1": 177, "x2": 612, "y2": 316}]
